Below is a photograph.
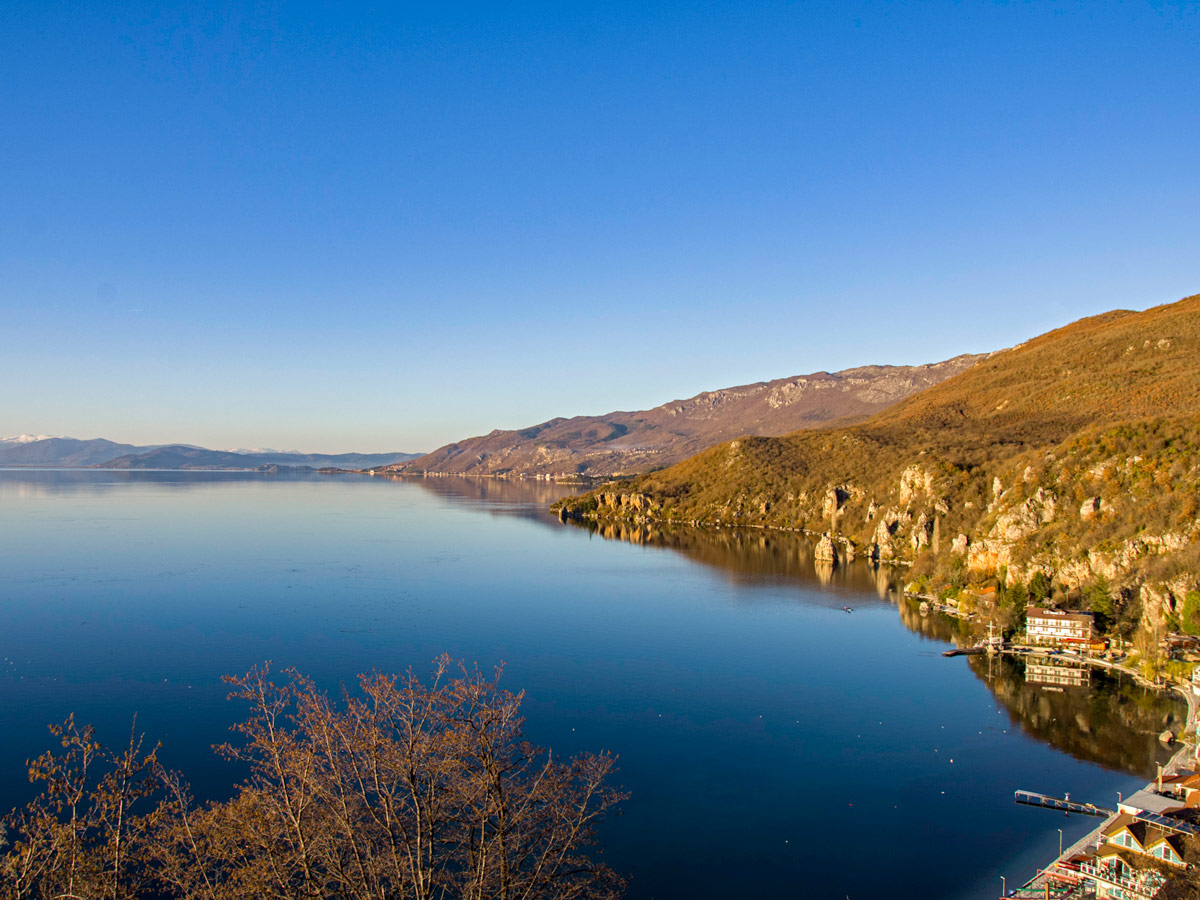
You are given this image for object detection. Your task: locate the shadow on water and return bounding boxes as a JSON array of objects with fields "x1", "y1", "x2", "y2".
[{"x1": 569, "y1": 515, "x2": 1186, "y2": 779}]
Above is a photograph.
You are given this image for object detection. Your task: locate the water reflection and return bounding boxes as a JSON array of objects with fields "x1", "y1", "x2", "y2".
[
  {"x1": 385, "y1": 475, "x2": 585, "y2": 522},
  {"x1": 0, "y1": 469, "x2": 585, "y2": 517},
  {"x1": 1023, "y1": 659, "x2": 1091, "y2": 689},
  {"x1": 0, "y1": 467, "x2": 329, "y2": 499},
  {"x1": 565, "y1": 517, "x2": 905, "y2": 597},
  {"x1": 568, "y1": 517, "x2": 1185, "y2": 778},
  {"x1": 897, "y1": 595, "x2": 974, "y2": 644},
  {"x1": 969, "y1": 654, "x2": 1183, "y2": 779}
]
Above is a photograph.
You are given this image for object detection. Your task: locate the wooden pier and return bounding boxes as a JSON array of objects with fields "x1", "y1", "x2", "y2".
[{"x1": 1013, "y1": 790, "x2": 1114, "y2": 818}]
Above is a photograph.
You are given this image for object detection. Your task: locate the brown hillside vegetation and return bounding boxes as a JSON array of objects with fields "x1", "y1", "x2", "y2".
[
  {"x1": 558, "y1": 294, "x2": 1200, "y2": 650},
  {"x1": 387, "y1": 355, "x2": 983, "y2": 478},
  {"x1": 874, "y1": 302, "x2": 1199, "y2": 428}
]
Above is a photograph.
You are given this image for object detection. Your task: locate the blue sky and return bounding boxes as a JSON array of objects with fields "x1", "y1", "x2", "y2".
[{"x1": 2, "y1": 1, "x2": 1198, "y2": 453}]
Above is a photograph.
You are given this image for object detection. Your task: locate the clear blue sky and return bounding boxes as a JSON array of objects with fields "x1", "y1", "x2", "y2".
[{"x1": 3, "y1": 1, "x2": 1197, "y2": 453}]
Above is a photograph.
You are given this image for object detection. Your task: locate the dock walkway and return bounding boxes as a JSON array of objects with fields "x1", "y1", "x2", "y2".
[
  {"x1": 1014, "y1": 790, "x2": 1113, "y2": 817},
  {"x1": 1004, "y1": 683, "x2": 1199, "y2": 898}
]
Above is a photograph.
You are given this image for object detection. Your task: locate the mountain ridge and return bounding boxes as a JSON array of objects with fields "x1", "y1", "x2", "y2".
[
  {"x1": 388, "y1": 354, "x2": 986, "y2": 478},
  {"x1": 0, "y1": 438, "x2": 151, "y2": 467},
  {"x1": 98, "y1": 446, "x2": 422, "y2": 470},
  {"x1": 0, "y1": 437, "x2": 420, "y2": 470}
]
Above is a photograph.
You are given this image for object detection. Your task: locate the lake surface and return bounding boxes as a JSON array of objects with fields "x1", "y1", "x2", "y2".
[{"x1": 0, "y1": 470, "x2": 1184, "y2": 899}]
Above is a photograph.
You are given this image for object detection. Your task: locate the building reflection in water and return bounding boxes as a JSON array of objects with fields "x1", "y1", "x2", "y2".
[
  {"x1": 1024, "y1": 659, "x2": 1092, "y2": 689},
  {"x1": 970, "y1": 654, "x2": 1180, "y2": 778}
]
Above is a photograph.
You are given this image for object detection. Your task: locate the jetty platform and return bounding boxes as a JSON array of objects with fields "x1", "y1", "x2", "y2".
[
  {"x1": 1001, "y1": 685, "x2": 1200, "y2": 898},
  {"x1": 1013, "y1": 790, "x2": 1113, "y2": 818}
]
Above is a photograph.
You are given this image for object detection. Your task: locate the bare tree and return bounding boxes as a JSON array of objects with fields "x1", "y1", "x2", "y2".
[
  {"x1": 0, "y1": 716, "x2": 166, "y2": 900},
  {"x1": 3, "y1": 659, "x2": 626, "y2": 900}
]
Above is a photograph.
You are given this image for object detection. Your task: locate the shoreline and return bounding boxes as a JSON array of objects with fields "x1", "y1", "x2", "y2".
[
  {"x1": 1007, "y1": 700, "x2": 1199, "y2": 899},
  {"x1": 369, "y1": 469, "x2": 603, "y2": 483},
  {"x1": 910, "y1": 590, "x2": 1195, "y2": 698},
  {"x1": 563, "y1": 508, "x2": 1193, "y2": 707},
  {"x1": 554, "y1": 509, "x2": 915, "y2": 569},
  {"x1": 560, "y1": 511, "x2": 1200, "y2": 896}
]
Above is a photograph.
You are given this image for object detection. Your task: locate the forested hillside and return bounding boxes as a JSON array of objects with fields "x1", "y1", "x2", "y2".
[{"x1": 557, "y1": 294, "x2": 1200, "y2": 648}]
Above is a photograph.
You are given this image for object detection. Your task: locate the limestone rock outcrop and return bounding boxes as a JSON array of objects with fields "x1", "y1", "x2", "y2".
[
  {"x1": 990, "y1": 488, "x2": 1057, "y2": 543},
  {"x1": 814, "y1": 533, "x2": 839, "y2": 564},
  {"x1": 899, "y1": 465, "x2": 934, "y2": 507}
]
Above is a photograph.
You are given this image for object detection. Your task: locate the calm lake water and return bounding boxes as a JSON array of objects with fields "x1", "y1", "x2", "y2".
[{"x1": 0, "y1": 470, "x2": 1184, "y2": 899}]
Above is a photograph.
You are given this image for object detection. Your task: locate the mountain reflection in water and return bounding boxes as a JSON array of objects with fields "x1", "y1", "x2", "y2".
[
  {"x1": 387, "y1": 474, "x2": 587, "y2": 522},
  {"x1": 570, "y1": 516, "x2": 1186, "y2": 779},
  {"x1": 566, "y1": 517, "x2": 905, "y2": 598}
]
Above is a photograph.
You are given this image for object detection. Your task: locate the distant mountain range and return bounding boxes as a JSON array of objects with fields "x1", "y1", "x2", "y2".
[
  {"x1": 388, "y1": 355, "x2": 985, "y2": 478},
  {"x1": 0, "y1": 437, "x2": 154, "y2": 467},
  {"x1": 0, "y1": 436, "x2": 420, "y2": 470}
]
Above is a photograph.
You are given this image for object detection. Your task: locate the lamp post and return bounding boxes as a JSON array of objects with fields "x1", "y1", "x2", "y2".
[
  {"x1": 1000, "y1": 875, "x2": 1007, "y2": 897},
  {"x1": 1058, "y1": 828, "x2": 1064, "y2": 857}
]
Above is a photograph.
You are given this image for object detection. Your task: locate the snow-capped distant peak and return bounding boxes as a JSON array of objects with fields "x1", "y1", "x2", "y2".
[
  {"x1": 1, "y1": 434, "x2": 62, "y2": 444},
  {"x1": 225, "y1": 447, "x2": 283, "y2": 455}
]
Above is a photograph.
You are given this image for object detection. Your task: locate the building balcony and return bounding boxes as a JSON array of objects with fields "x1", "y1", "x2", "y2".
[{"x1": 1076, "y1": 861, "x2": 1165, "y2": 899}]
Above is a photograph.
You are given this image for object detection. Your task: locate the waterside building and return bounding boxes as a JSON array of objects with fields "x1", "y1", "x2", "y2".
[{"x1": 1025, "y1": 607, "x2": 1095, "y2": 646}]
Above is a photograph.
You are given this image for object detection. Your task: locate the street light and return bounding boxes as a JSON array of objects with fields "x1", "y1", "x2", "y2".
[
  {"x1": 1058, "y1": 828, "x2": 1064, "y2": 856},
  {"x1": 1000, "y1": 875, "x2": 1007, "y2": 897}
]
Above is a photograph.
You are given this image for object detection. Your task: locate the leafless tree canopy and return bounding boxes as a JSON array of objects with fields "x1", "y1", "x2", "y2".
[{"x1": 1, "y1": 657, "x2": 626, "y2": 900}]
